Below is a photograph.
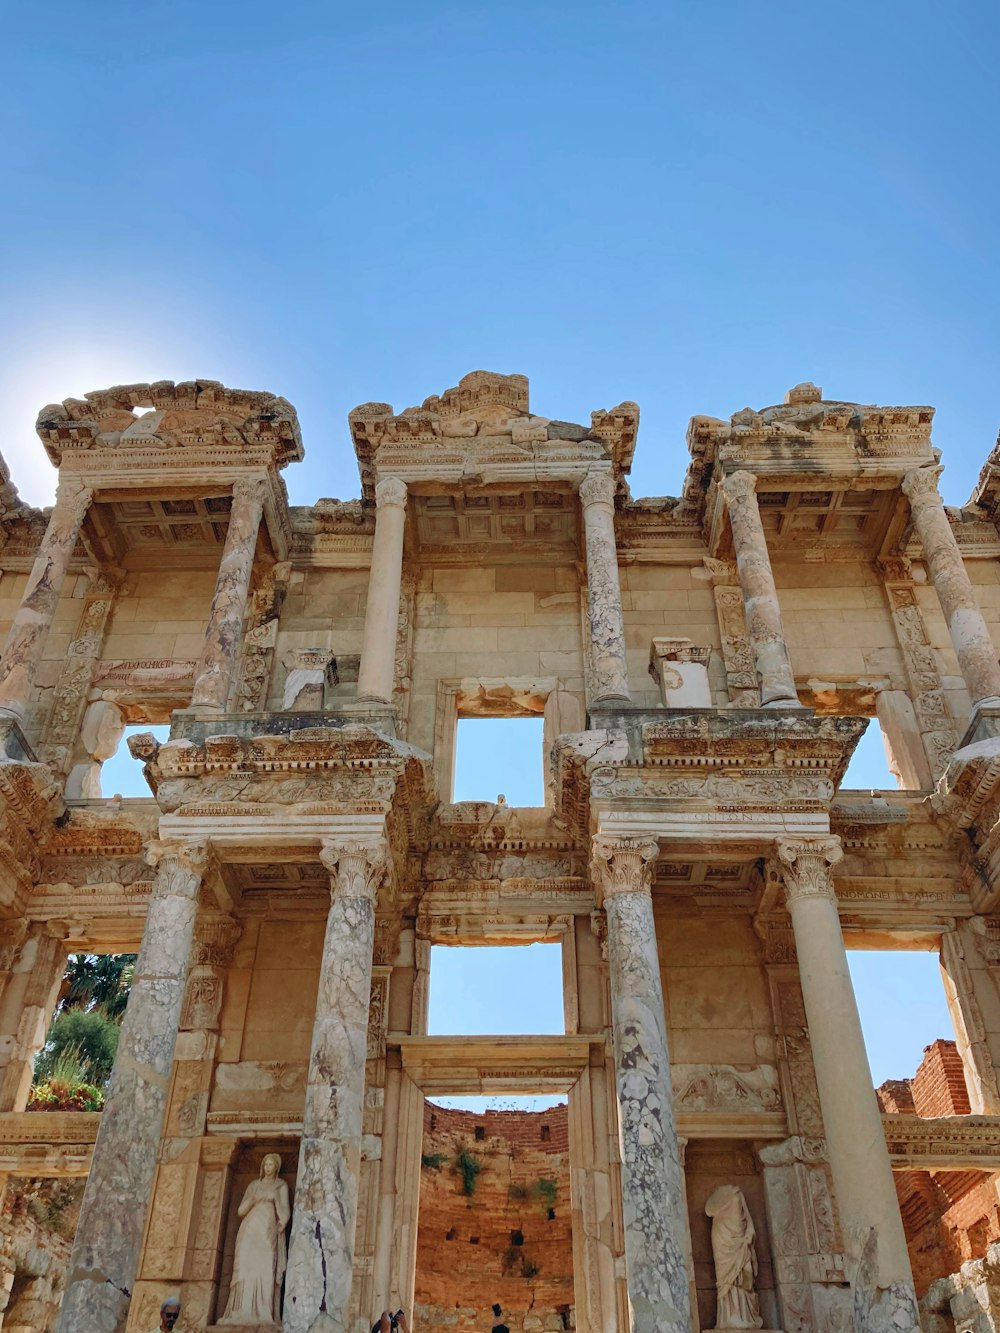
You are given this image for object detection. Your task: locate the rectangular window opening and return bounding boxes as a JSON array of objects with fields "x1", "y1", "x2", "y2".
[
  {"x1": 847, "y1": 946, "x2": 962, "y2": 1105},
  {"x1": 100, "y1": 723, "x2": 169, "y2": 799},
  {"x1": 428, "y1": 942, "x2": 564, "y2": 1038},
  {"x1": 453, "y1": 716, "x2": 545, "y2": 806}
]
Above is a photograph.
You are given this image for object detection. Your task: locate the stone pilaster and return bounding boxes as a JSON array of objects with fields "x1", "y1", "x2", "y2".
[
  {"x1": 0, "y1": 475, "x2": 93, "y2": 723},
  {"x1": 775, "y1": 836, "x2": 918, "y2": 1325},
  {"x1": 357, "y1": 477, "x2": 407, "y2": 705},
  {"x1": 56, "y1": 839, "x2": 209, "y2": 1333},
  {"x1": 580, "y1": 471, "x2": 630, "y2": 704},
  {"x1": 190, "y1": 475, "x2": 267, "y2": 711},
  {"x1": 720, "y1": 470, "x2": 799, "y2": 707},
  {"x1": 902, "y1": 466, "x2": 1000, "y2": 710},
  {"x1": 284, "y1": 838, "x2": 387, "y2": 1333},
  {"x1": 590, "y1": 835, "x2": 690, "y2": 1333}
]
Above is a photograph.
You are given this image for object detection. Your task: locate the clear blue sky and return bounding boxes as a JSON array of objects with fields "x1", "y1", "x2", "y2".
[{"x1": 15, "y1": 0, "x2": 982, "y2": 1092}]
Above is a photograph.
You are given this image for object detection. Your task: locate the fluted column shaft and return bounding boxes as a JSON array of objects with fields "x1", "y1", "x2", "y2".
[
  {"x1": 0, "y1": 476, "x2": 93, "y2": 721},
  {"x1": 358, "y1": 477, "x2": 407, "y2": 704},
  {"x1": 284, "y1": 839, "x2": 387, "y2": 1333},
  {"x1": 776, "y1": 837, "x2": 916, "y2": 1304},
  {"x1": 903, "y1": 466, "x2": 1000, "y2": 709},
  {"x1": 721, "y1": 470, "x2": 799, "y2": 706},
  {"x1": 591, "y1": 836, "x2": 690, "y2": 1333},
  {"x1": 580, "y1": 471, "x2": 630, "y2": 704},
  {"x1": 190, "y1": 475, "x2": 266, "y2": 711},
  {"x1": 56, "y1": 840, "x2": 208, "y2": 1333}
]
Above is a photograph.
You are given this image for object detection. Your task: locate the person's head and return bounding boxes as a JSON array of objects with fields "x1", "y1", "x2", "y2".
[
  {"x1": 260, "y1": 1152, "x2": 281, "y2": 1179},
  {"x1": 160, "y1": 1296, "x2": 181, "y2": 1330}
]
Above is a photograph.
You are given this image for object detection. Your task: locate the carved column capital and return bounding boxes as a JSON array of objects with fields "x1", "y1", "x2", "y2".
[
  {"x1": 578, "y1": 470, "x2": 616, "y2": 509},
  {"x1": 775, "y1": 836, "x2": 843, "y2": 906},
  {"x1": 374, "y1": 475, "x2": 408, "y2": 510},
  {"x1": 53, "y1": 475, "x2": 95, "y2": 522},
  {"x1": 231, "y1": 474, "x2": 268, "y2": 506},
  {"x1": 901, "y1": 465, "x2": 945, "y2": 508},
  {"x1": 320, "y1": 838, "x2": 388, "y2": 904},
  {"x1": 590, "y1": 835, "x2": 658, "y2": 907},
  {"x1": 146, "y1": 838, "x2": 211, "y2": 879},
  {"x1": 720, "y1": 469, "x2": 759, "y2": 504}
]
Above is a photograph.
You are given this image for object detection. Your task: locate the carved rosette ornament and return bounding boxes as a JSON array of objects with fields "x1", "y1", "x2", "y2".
[{"x1": 775, "y1": 837, "x2": 843, "y2": 906}]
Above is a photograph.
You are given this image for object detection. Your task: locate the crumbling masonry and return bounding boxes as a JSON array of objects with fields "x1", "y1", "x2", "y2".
[{"x1": 0, "y1": 372, "x2": 999, "y2": 1330}]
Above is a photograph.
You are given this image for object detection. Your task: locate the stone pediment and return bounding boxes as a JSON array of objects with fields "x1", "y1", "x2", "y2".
[
  {"x1": 36, "y1": 379, "x2": 303, "y2": 469},
  {"x1": 349, "y1": 369, "x2": 639, "y2": 500}
]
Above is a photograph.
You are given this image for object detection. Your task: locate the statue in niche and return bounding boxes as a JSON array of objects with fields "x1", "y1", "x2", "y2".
[
  {"x1": 705, "y1": 1184, "x2": 763, "y2": 1329},
  {"x1": 219, "y1": 1153, "x2": 290, "y2": 1326}
]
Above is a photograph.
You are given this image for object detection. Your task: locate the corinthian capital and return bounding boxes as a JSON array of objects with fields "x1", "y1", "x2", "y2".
[
  {"x1": 146, "y1": 838, "x2": 211, "y2": 897},
  {"x1": 720, "y1": 470, "x2": 758, "y2": 504},
  {"x1": 775, "y1": 836, "x2": 843, "y2": 906},
  {"x1": 590, "y1": 835, "x2": 658, "y2": 907},
  {"x1": 53, "y1": 475, "x2": 94, "y2": 523},
  {"x1": 901, "y1": 466, "x2": 944, "y2": 508},
  {"x1": 578, "y1": 471, "x2": 615, "y2": 509},
  {"x1": 232, "y1": 474, "x2": 268, "y2": 506},
  {"x1": 375, "y1": 475, "x2": 408, "y2": 510},
  {"x1": 320, "y1": 838, "x2": 388, "y2": 904}
]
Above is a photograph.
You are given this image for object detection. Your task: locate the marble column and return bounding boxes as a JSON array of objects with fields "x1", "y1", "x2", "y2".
[
  {"x1": 55, "y1": 839, "x2": 208, "y2": 1333},
  {"x1": 902, "y1": 466, "x2": 1000, "y2": 709},
  {"x1": 357, "y1": 477, "x2": 407, "y2": 704},
  {"x1": 775, "y1": 836, "x2": 918, "y2": 1320},
  {"x1": 190, "y1": 475, "x2": 267, "y2": 712},
  {"x1": 580, "y1": 472, "x2": 630, "y2": 704},
  {"x1": 0, "y1": 475, "x2": 93, "y2": 722},
  {"x1": 720, "y1": 470, "x2": 799, "y2": 707},
  {"x1": 284, "y1": 838, "x2": 387, "y2": 1333},
  {"x1": 590, "y1": 835, "x2": 690, "y2": 1333}
]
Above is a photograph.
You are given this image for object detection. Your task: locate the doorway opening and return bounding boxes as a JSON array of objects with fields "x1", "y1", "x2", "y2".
[{"x1": 416, "y1": 1095, "x2": 573, "y2": 1333}]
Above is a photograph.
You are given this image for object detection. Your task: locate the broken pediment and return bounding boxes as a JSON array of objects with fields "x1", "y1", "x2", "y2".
[
  {"x1": 348, "y1": 369, "x2": 639, "y2": 500},
  {"x1": 35, "y1": 379, "x2": 303, "y2": 469}
]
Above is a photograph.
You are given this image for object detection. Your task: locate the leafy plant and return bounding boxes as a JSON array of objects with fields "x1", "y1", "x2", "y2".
[
  {"x1": 33, "y1": 1008, "x2": 120, "y2": 1087},
  {"x1": 508, "y1": 1183, "x2": 529, "y2": 1201},
  {"x1": 455, "y1": 1148, "x2": 481, "y2": 1196},
  {"x1": 58, "y1": 954, "x2": 135, "y2": 1018},
  {"x1": 521, "y1": 1259, "x2": 540, "y2": 1279},
  {"x1": 534, "y1": 1177, "x2": 558, "y2": 1210},
  {"x1": 421, "y1": 1152, "x2": 448, "y2": 1170}
]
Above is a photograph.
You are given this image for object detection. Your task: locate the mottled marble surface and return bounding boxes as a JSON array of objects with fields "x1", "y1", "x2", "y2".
[
  {"x1": 56, "y1": 841, "x2": 206, "y2": 1333},
  {"x1": 191, "y1": 476, "x2": 266, "y2": 711},
  {"x1": 580, "y1": 472, "x2": 630, "y2": 704},
  {"x1": 283, "y1": 842, "x2": 385, "y2": 1333},
  {"x1": 721, "y1": 471, "x2": 798, "y2": 708},
  {"x1": 595, "y1": 837, "x2": 690, "y2": 1333}
]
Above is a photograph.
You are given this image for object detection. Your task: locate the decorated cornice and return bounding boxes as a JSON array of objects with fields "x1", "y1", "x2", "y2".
[
  {"x1": 36, "y1": 380, "x2": 302, "y2": 469},
  {"x1": 130, "y1": 723, "x2": 437, "y2": 845},
  {"x1": 348, "y1": 370, "x2": 638, "y2": 501}
]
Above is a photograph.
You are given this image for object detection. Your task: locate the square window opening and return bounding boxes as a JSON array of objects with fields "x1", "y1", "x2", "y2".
[
  {"x1": 453, "y1": 716, "x2": 545, "y2": 806},
  {"x1": 428, "y1": 943, "x2": 564, "y2": 1037}
]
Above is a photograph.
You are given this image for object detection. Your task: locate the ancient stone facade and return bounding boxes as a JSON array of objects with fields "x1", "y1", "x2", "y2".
[{"x1": 0, "y1": 370, "x2": 1000, "y2": 1330}]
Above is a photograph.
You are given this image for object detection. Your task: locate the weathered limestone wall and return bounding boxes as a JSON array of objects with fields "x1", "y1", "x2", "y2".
[{"x1": 414, "y1": 1102, "x2": 573, "y2": 1333}]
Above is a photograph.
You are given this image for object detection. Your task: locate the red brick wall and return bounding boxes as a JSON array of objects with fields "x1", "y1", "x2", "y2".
[
  {"x1": 414, "y1": 1102, "x2": 574, "y2": 1333},
  {"x1": 878, "y1": 1040, "x2": 1000, "y2": 1296}
]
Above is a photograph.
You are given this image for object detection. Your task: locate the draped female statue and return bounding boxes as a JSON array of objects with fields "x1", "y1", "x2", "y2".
[
  {"x1": 705, "y1": 1184, "x2": 763, "y2": 1329},
  {"x1": 219, "y1": 1153, "x2": 290, "y2": 1326}
]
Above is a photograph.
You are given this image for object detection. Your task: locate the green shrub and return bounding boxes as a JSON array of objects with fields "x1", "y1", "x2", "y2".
[
  {"x1": 421, "y1": 1152, "x2": 448, "y2": 1170},
  {"x1": 33, "y1": 1008, "x2": 120, "y2": 1087},
  {"x1": 455, "y1": 1149, "x2": 481, "y2": 1196}
]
